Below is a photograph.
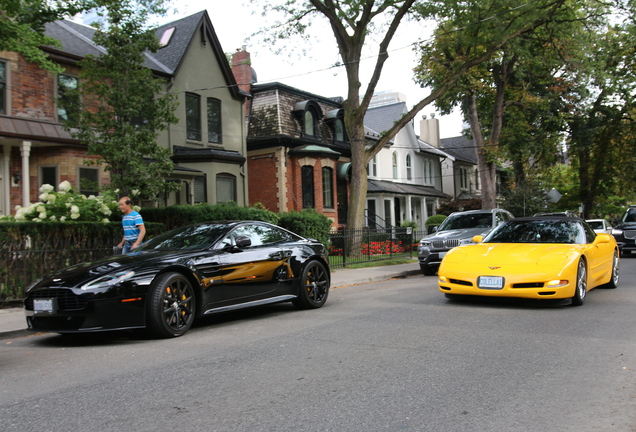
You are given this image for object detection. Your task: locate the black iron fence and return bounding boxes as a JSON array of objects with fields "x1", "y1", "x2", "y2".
[
  {"x1": 328, "y1": 227, "x2": 427, "y2": 269},
  {"x1": 0, "y1": 246, "x2": 116, "y2": 304}
]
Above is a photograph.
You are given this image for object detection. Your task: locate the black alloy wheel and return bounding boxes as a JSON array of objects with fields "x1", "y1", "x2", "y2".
[
  {"x1": 292, "y1": 260, "x2": 330, "y2": 309},
  {"x1": 147, "y1": 272, "x2": 196, "y2": 338}
]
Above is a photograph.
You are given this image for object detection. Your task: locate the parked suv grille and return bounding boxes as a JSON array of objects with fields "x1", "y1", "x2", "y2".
[
  {"x1": 25, "y1": 289, "x2": 88, "y2": 311},
  {"x1": 624, "y1": 230, "x2": 636, "y2": 239},
  {"x1": 432, "y1": 239, "x2": 460, "y2": 249}
]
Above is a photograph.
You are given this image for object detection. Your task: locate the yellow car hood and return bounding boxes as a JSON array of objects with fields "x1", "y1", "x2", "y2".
[{"x1": 445, "y1": 243, "x2": 579, "y2": 267}]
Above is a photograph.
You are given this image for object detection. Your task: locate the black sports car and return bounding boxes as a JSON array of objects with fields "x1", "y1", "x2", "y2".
[{"x1": 24, "y1": 221, "x2": 331, "y2": 338}]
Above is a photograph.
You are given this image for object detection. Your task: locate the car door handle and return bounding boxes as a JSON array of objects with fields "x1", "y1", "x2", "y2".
[{"x1": 269, "y1": 251, "x2": 283, "y2": 260}]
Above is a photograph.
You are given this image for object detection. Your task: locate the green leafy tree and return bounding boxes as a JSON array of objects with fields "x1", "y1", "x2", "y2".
[
  {"x1": 62, "y1": 0, "x2": 180, "y2": 200},
  {"x1": 414, "y1": 0, "x2": 592, "y2": 209},
  {"x1": 561, "y1": 19, "x2": 636, "y2": 217},
  {"x1": 0, "y1": 0, "x2": 92, "y2": 71}
]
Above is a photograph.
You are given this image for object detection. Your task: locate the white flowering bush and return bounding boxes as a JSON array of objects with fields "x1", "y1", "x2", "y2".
[{"x1": 4, "y1": 181, "x2": 119, "y2": 223}]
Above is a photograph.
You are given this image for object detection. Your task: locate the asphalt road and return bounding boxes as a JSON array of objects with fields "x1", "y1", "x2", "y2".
[{"x1": 1, "y1": 259, "x2": 636, "y2": 431}]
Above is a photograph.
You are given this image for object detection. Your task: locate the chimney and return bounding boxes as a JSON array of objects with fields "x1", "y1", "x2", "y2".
[
  {"x1": 419, "y1": 114, "x2": 440, "y2": 148},
  {"x1": 231, "y1": 47, "x2": 253, "y2": 94}
]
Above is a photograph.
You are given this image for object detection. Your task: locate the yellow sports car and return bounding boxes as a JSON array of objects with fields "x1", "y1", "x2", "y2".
[{"x1": 438, "y1": 217, "x2": 619, "y2": 305}]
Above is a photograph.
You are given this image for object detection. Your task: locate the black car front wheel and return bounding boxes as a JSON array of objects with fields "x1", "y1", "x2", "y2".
[
  {"x1": 292, "y1": 260, "x2": 330, "y2": 309},
  {"x1": 147, "y1": 272, "x2": 196, "y2": 338}
]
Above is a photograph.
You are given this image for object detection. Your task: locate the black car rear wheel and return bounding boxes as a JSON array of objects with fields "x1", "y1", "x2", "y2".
[
  {"x1": 147, "y1": 272, "x2": 196, "y2": 338},
  {"x1": 571, "y1": 259, "x2": 587, "y2": 306},
  {"x1": 292, "y1": 261, "x2": 330, "y2": 309}
]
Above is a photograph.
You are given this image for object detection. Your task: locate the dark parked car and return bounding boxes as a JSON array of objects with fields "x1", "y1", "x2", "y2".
[
  {"x1": 24, "y1": 221, "x2": 331, "y2": 338},
  {"x1": 612, "y1": 205, "x2": 636, "y2": 255},
  {"x1": 417, "y1": 209, "x2": 514, "y2": 275}
]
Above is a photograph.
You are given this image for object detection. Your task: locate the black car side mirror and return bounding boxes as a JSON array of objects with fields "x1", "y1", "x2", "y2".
[{"x1": 235, "y1": 236, "x2": 252, "y2": 249}]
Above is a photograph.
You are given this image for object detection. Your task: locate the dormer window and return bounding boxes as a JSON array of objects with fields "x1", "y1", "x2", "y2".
[
  {"x1": 293, "y1": 100, "x2": 323, "y2": 139},
  {"x1": 304, "y1": 110, "x2": 315, "y2": 136},
  {"x1": 326, "y1": 108, "x2": 347, "y2": 143}
]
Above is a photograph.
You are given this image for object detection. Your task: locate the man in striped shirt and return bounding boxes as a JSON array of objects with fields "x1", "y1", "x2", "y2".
[{"x1": 117, "y1": 196, "x2": 146, "y2": 254}]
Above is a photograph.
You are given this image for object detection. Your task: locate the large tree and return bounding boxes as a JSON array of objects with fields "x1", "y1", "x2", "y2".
[
  {"x1": 414, "y1": 0, "x2": 597, "y2": 209},
  {"x1": 257, "y1": 0, "x2": 571, "y2": 233},
  {"x1": 0, "y1": 0, "x2": 92, "y2": 71},
  {"x1": 62, "y1": 0, "x2": 179, "y2": 199}
]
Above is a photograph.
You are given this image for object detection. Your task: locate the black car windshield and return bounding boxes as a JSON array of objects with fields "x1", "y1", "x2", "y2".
[
  {"x1": 438, "y1": 213, "x2": 492, "y2": 231},
  {"x1": 484, "y1": 220, "x2": 584, "y2": 244},
  {"x1": 137, "y1": 224, "x2": 229, "y2": 251}
]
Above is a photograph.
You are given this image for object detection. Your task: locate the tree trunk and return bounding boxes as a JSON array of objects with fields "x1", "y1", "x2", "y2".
[{"x1": 465, "y1": 93, "x2": 497, "y2": 209}]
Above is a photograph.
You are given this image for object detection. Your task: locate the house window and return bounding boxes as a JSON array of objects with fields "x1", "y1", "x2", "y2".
[
  {"x1": 207, "y1": 98, "x2": 222, "y2": 144},
  {"x1": 40, "y1": 166, "x2": 58, "y2": 190},
  {"x1": 406, "y1": 154, "x2": 412, "y2": 181},
  {"x1": 368, "y1": 156, "x2": 377, "y2": 177},
  {"x1": 216, "y1": 173, "x2": 236, "y2": 203},
  {"x1": 186, "y1": 93, "x2": 201, "y2": 141},
  {"x1": 474, "y1": 169, "x2": 480, "y2": 190},
  {"x1": 423, "y1": 159, "x2": 433, "y2": 185},
  {"x1": 57, "y1": 74, "x2": 79, "y2": 122},
  {"x1": 0, "y1": 61, "x2": 5, "y2": 114},
  {"x1": 159, "y1": 27, "x2": 175, "y2": 47},
  {"x1": 78, "y1": 167, "x2": 99, "y2": 196},
  {"x1": 459, "y1": 166, "x2": 469, "y2": 189},
  {"x1": 322, "y1": 167, "x2": 333, "y2": 209},
  {"x1": 392, "y1": 152, "x2": 398, "y2": 179},
  {"x1": 334, "y1": 118, "x2": 344, "y2": 141},
  {"x1": 304, "y1": 111, "x2": 315, "y2": 136},
  {"x1": 194, "y1": 176, "x2": 206, "y2": 203},
  {"x1": 301, "y1": 165, "x2": 314, "y2": 208}
]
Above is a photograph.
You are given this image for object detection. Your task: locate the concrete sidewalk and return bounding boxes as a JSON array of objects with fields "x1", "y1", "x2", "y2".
[{"x1": 0, "y1": 261, "x2": 422, "y2": 339}]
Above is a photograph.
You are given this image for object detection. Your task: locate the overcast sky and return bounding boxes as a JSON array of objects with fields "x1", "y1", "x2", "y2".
[{"x1": 158, "y1": 0, "x2": 465, "y2": 139}]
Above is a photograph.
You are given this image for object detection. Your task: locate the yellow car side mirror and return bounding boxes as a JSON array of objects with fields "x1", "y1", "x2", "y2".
[{"x1": 473, "y1": 235, "x2": 483, "y2": 243}]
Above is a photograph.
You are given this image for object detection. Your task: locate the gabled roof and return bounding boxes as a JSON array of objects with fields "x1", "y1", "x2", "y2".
[
  {"x1": 364, "y1": 102, "x2": 407, "y2": 135},
  {"x1": 441, "y1": 135, "x2": 477, "y2": 164},
  {"x1": 43, "y1": 10, "x2": 244, "y2": 98}
]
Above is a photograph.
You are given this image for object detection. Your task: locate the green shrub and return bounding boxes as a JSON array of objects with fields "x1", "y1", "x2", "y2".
[
  {"x1": 140, "y1": 202, "x2": 279, "y2": 231},
  {"x1": 278, "y1": 209, "x2": 332, "y2": 245},
  {"x1": 425, "y1": 214, "x2": 447, "y2": 234}
]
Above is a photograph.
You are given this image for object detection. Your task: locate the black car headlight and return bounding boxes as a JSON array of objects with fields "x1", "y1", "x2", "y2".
[
  {"x1": 81, "y1": 270, "x2": 136, "y2": 291},
  {"x1": 612, "y1": 228, "x2": 623, "y2": 236}
]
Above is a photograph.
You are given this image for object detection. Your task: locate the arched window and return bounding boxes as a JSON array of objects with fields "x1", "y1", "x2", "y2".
[
  {"x1": 304, "y1": 111, "x2": 315, "y2": 136},
  {"x1": 392, "y1": 152, "x2": 398, "y2": 179},
  {"x1": 406, "y1": 154, "x2": 412, "y2": 181},
  {"x1": 322, "y1": 167, "x2": 334, "y2": 209},
  {"x1": 294, "y1": 100, "x2": 323, "y2": 139},
  {"x1": 301, "y1": 165, "x2": 314, "y2": 208}
]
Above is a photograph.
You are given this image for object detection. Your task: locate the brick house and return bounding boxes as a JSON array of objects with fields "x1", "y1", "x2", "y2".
[
  {"x1": 231, "y1": 52, "x2": 351, "y2": 227},
  {"x1": 0, "y1": 10, "x2": 248, "y2": 214}
]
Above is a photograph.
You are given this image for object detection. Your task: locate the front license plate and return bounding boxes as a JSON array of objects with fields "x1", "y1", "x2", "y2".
[
  {"x1": 438, "y1": 251, "x2": 447, "y2": 259},
  {"x1": 478, "y1": 276, "x2": 504, "y2": 290},
  {"x1": 33, "y1": 299, "x2": 54, "y2": 314}
]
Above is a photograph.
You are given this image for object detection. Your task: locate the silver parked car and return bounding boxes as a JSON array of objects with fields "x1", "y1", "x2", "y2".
[
  {"x1": 417, "y1": 209, "x2": 514, "y2": 275},
  {"x1": 586, "y1": 219, "x2": 613, "y2": 234}
]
